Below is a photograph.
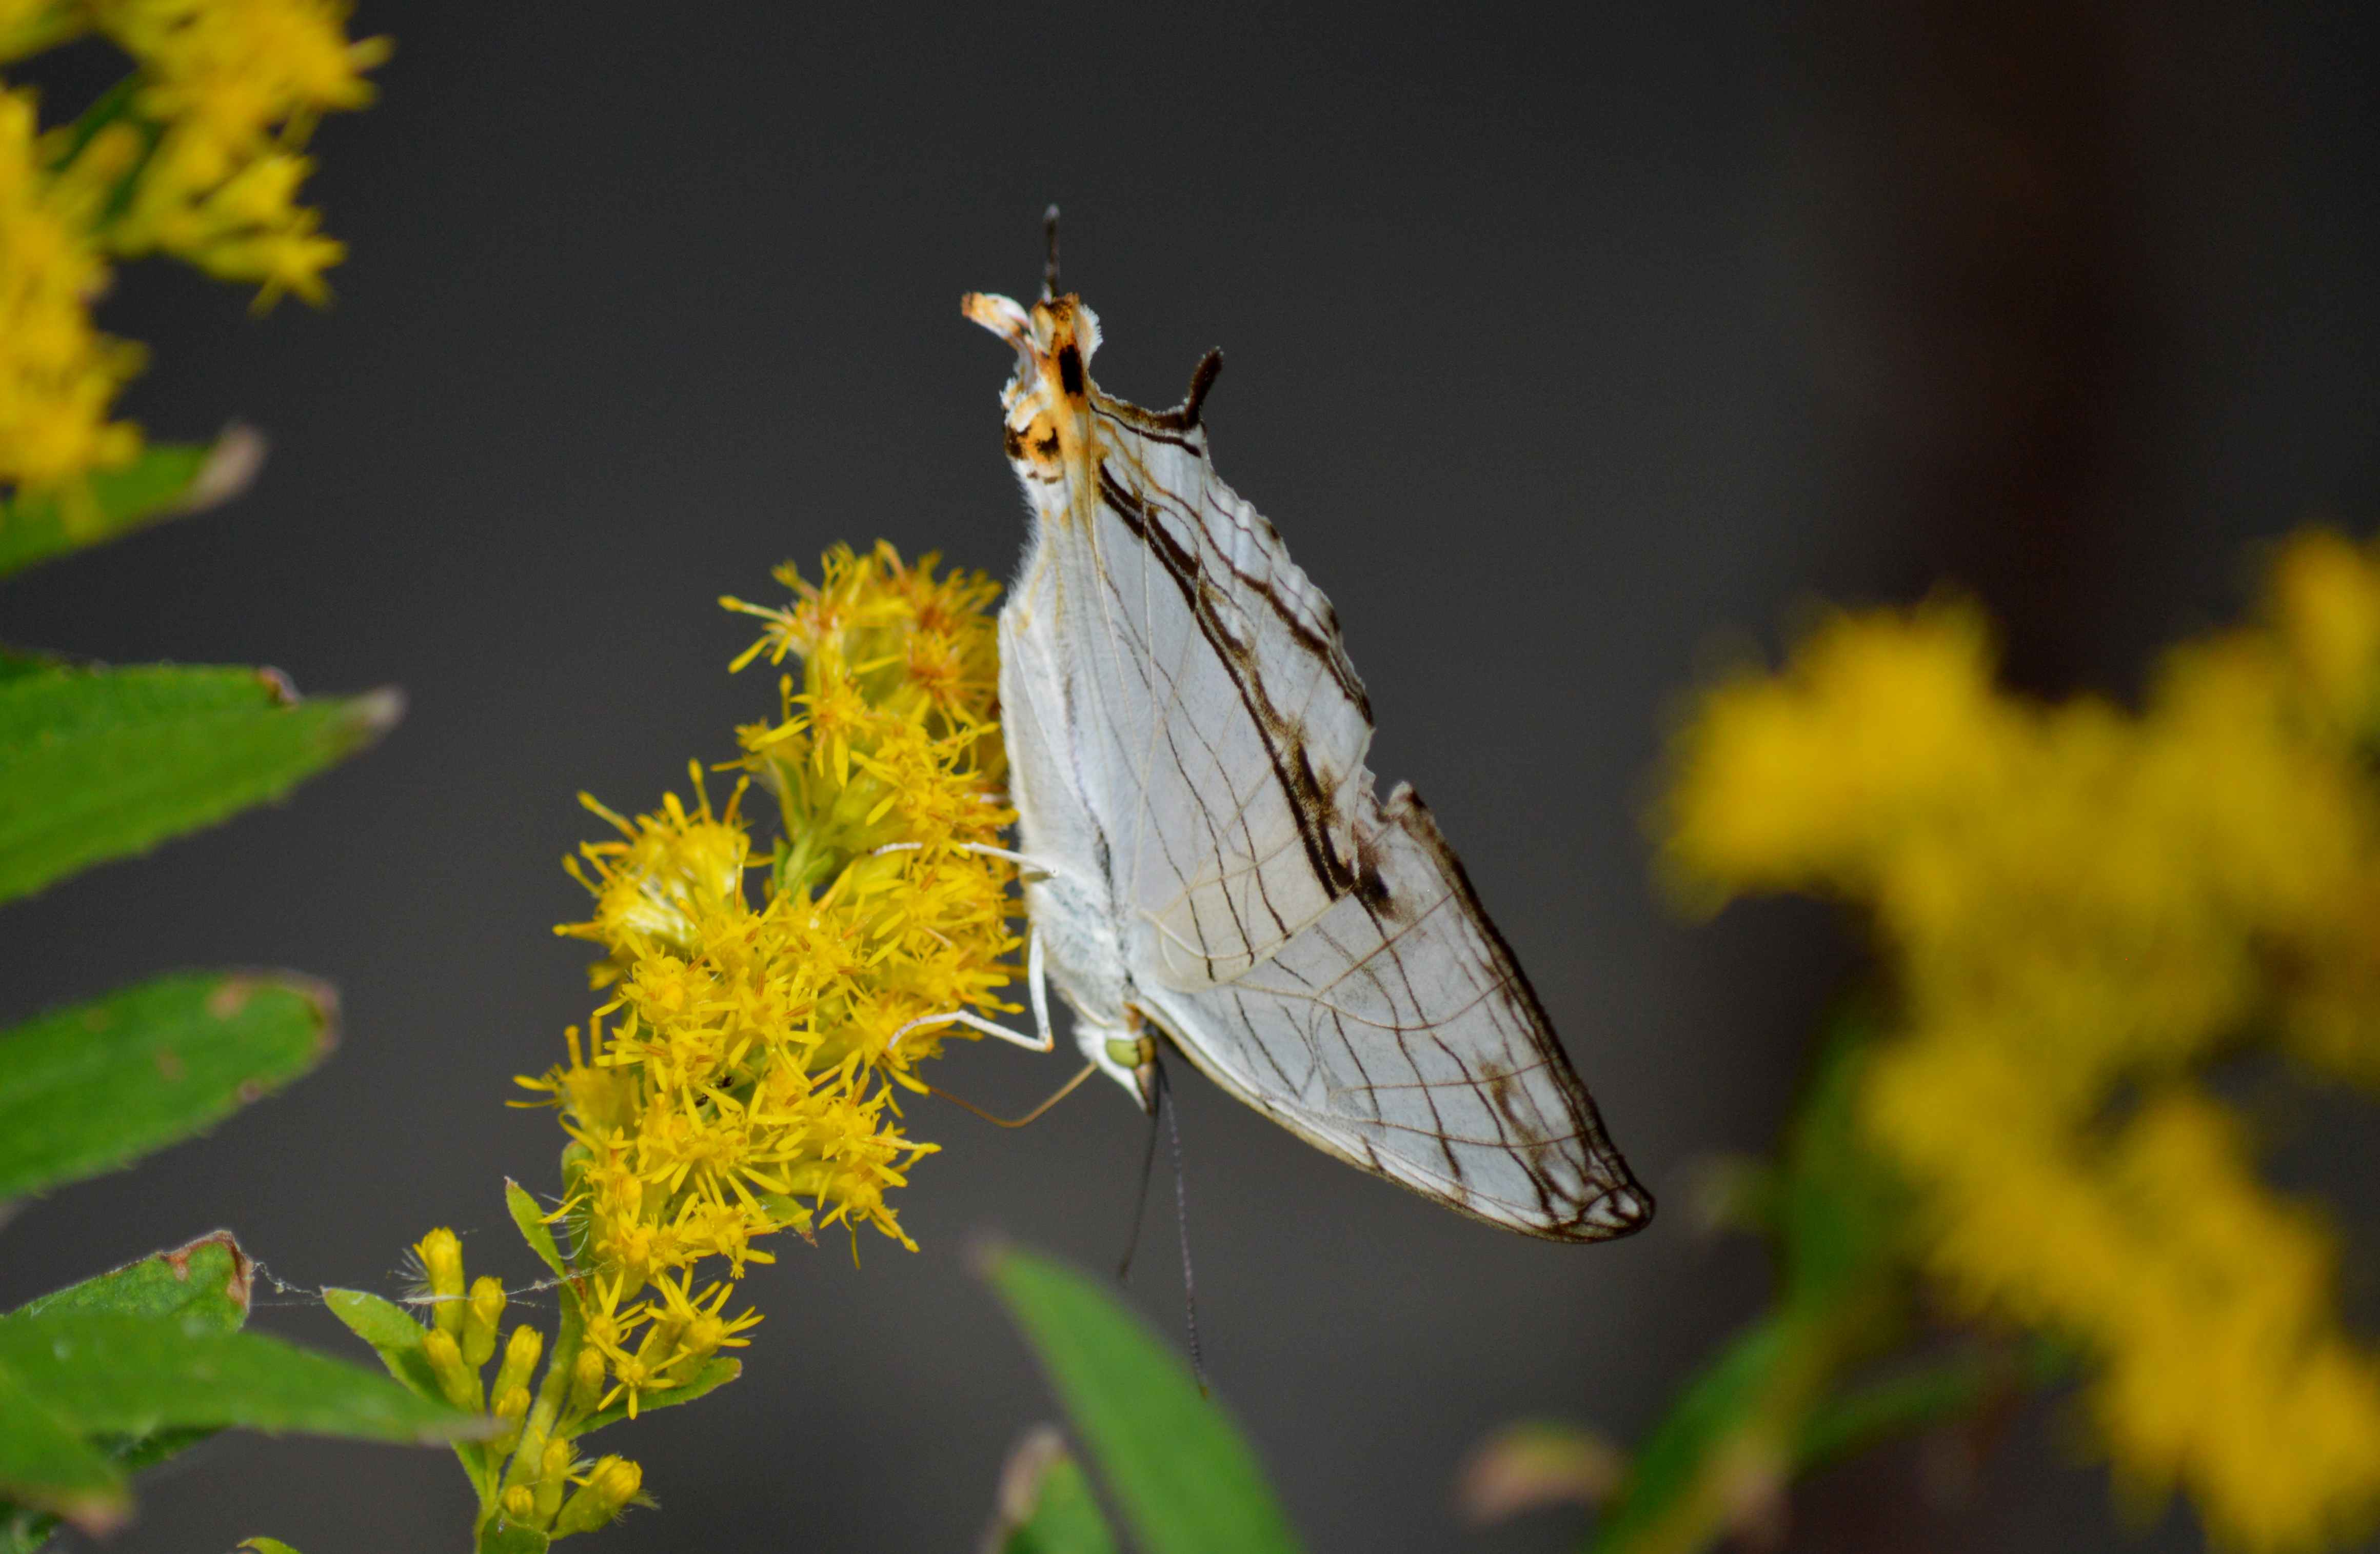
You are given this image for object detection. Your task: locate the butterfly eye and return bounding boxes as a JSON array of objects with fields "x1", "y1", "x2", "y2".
[{"x1": 1002, "y1": 409, "x2": 1063, "y2": 467}]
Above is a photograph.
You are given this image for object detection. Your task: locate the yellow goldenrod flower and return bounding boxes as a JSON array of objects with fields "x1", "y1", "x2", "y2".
[
  {"x1": 0, "y1": 1, "x2": 81, "y2": 64},
  {"x1": 1661, "y1": 529, "x2": 2380, "y2": 1552},
  {"x1": 1, "y1": 0, "x2": 384, "y2": 507},
  {"x1": 512, "y1": 540, "x2": 1017, "y2": 1444},
  {"x1": 0, "y1": 88, "x2": 144, "y2": 497},
  {"x1": 89, "y1": 0, "x2": 388, "y2": 305}
]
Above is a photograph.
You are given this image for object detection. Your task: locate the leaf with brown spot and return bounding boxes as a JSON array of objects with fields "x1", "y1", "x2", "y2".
[
  {"x1": 0, "y1": 973, "x2": 336, "y2": 1199},
  {"x1": 0, "y1": 661, "x2": 401, "y2": 906}
]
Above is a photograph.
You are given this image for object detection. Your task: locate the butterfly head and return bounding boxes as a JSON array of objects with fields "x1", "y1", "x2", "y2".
[{"x1": 963, "y1": 290, "x2": 1105, "y2": 482}]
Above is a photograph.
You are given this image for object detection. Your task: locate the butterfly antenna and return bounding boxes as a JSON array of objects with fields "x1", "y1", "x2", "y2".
[
  {"x1": 1160, "y1": 1057, "x2": 1209, "y2": 1397},
  {"x1": 1041, "y1": 204, "x2": 1062, "y2": 300}
]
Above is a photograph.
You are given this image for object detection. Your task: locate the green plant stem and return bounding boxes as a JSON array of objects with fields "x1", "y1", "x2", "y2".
[{"x1": 480, "y1": 1165, "x2": 592, "y2": 1548}]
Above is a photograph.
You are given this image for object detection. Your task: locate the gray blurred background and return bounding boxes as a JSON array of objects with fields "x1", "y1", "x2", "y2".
[{"x1": 4, "y1": 4, "x2": 2378, "y2": 1550}]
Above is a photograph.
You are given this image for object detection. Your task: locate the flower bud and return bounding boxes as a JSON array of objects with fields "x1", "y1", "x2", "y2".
[
  {"x1": 499, "y1": 1483, "x2": 537, "y2": 1526},
  {"x1": 415, "y1": 1227, "x2": 466, "y2": 1337},
  {"x1": 463, "y1": 1276, "x2": 507, "y2": 1366},
  {"x1": 492, "y1": 1323, "x2": 543, "y2": 1403},
  {"x1": 569, "y1": 1345, "x2": 606, "y2": 1412},
  {"x1": 552, "y1": 1456, "x2": 642, "y2": 1536},
  {"x1": 532, "y1": 1437, "x2": 574, "y2": 1522},
  {"x1": 489, "y1": 1384, "x2": 532, "y2": 1455},
  {"x1": 420, "y1": 1327, "x2": 480, "y2": 1412}
]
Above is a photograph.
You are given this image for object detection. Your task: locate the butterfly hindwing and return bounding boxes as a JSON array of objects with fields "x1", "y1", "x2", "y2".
[{"x1": 1143, "y1": 783, "x2": 1647, "y2": 1238}]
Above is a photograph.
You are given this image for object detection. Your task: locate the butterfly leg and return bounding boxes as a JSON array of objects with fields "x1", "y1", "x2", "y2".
[
  {"x1": 890, "y1": 1009, "x2": 1054, "y2": 1054},
  {"x1": 1028, "y1": 924, "x2": 1055, "y2": 1052},
  {"x1": 871, "y1": 839, "x2": 1081, "y2": 886}
]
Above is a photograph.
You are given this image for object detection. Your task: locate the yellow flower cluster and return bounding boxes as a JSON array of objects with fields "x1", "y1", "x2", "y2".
[
  {"x1": 91, "y1": 0, "x2": 389, "y2": 303},
  {"x1": 0, "y1": 87, "x2": 143, "y2": 491},
  {"x1": 406, "y1": 1225, "x2": 648, "y2": 1542},
  {"x1": 1661, "y1": 531, "x2": 2380, "y2": 1551},
  {"x1": 0, "y1": 0, "x2": 382, "y2": 499},
  {"x1": 520, "y1": 542, "x2": 1018, "y2": 1421}
]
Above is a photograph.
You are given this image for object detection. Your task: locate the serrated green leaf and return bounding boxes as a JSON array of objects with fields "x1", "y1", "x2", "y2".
[
  {"x1": 0, "y1": 1312, "x2": 484, "y2": 1445},
  {"x1": 505, "y1": 1179, "x2": 569, "y2": 1281},
  {"x1": 987, "y1": 1429, "x2": 1119, "y2": 1554},
  {"x1": 0, "y1": 430, "x2": 261, "y2": 579},
  {"x1": 574, "y1": 1357, "x2": 741, "y2": 1434},
  {"x1": 0, "y1": 1357, "x2": 125, "y2": 1535},
  {"x1": 983, "y1": 1246, "x2": 1303, "y2": 1554},
  {"x1": 0, "y1": 974, "x2": 334, "y2": 1199},
  {"x1": 8, "y1": 1231, "x2": 251, "y2": 1328},
  {"x1": 0, "y1": 660, "x2": 399, "y2": 904},
  {"x1": 3, "y1": 1231, "x2": 256, "y2": 1501}
]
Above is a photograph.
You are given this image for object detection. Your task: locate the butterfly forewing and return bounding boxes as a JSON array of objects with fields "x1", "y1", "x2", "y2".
[{"x1": 1081, "y1": 418, "x2": 1377, "y2": 985}]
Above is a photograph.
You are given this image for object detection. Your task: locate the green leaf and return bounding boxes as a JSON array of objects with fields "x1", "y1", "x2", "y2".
[
  {"x1": 1585, "y1": 1314, "x2": 1797, "y2": 1554},
  {"x1": 321, "y1": 1286, "x2": 498, "y2": 1500},
  {"x1": 983, "y1": 1245, "x2": 1303, "y2": 1554},
  {"x1": 0, "y1": 973, "x2": 335, "y2": 1200},
  {"x1": 8, "y1": 1231, "x2": 251, "y2": 1328},
  {"x1": 3, "y1": 1230, "x2": 259, "y2": 1509},
  {"x1": 1777, "y1": 1013, "x2": 1902, "y2": 1308},
  {"x1": 573, "y1": 1357, "x2": 741, "y2": 1434},
  {"x1": 237, "y1": 1540, "x2": 305, "y2": 1554},
  {"x1": 505, "y1": 1179, "x2": 570, "y2": 1281},
  {"x1": 1, "y1": 1507, "x2": 59, "y2": 1554},
  {"x1": 0, "y1": 430, "x2": 262, "y2": 578},
  {"x1": 0, "y1": 659, "x2": 399, "y2": 905},
  {"x1": 987, "y1": 1429, "x2": 1119, "y2": 1554},
  {"x1": 474, "y1": 1522, "x2": 549, "y2": 1554},
  {"x1": 0, "y1": 1358, "x2": 126, "y2": 1535},
  {"x1": 0, "y1": 1312, "x2": 485, "y2": 1445},
  {"x1": 321, "y1": 1288, "x2": 443, "y2": 1406}
]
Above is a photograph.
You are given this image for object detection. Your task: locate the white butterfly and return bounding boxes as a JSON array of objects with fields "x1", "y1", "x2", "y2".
[{"x1": 955, "y1": 282, "x2": 1650, "y2": 1242}]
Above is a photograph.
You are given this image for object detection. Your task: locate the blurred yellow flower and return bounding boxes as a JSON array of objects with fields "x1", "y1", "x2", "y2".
[
  {"x1": 519, "y1": 542, "x2": 1019, "y2": 1421},
  {"x1": 0, "y1": 3, "x2": 81, "y2": 64},
  {"x1": 1661, "y1": 530, "x2": 2380, "y2": 1552},
  {"x1": 0, "y1": 88, "x2": 143, "y2": 496},
  {"x1": 0, "y1": 0, "x2": 382, "y2": 502},
  {"x1": 92, "y1": 0, "x2": 388, "y2": 304}
]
